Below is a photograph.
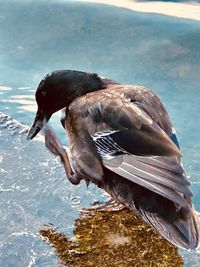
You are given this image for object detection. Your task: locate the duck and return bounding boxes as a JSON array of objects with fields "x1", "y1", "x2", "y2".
[{"x1": 27, "y1": 69, "x2": 200, "y2": 250}]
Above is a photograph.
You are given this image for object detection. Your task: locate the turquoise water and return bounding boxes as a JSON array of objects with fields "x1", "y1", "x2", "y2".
[{"x1": 1, "y1": 0, "x2": 200, "y2": 266}]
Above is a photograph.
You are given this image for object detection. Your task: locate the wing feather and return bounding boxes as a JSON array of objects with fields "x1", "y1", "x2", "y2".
[
  {"x1": 68, "y1": 86, "x2": 191, "y2": 206},
  {"x1": 139, "y1": 208, "x2": 200, "y2": 249},
  {"x1": 69, "y1": 85, "x2": 191, "y2": 205},
  {"x1": 104, "y1": 155, "x2": 191, "y2": 210}
]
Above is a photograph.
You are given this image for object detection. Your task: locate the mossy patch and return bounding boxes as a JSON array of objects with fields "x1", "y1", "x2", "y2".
[{"x1": 39, "y1": 208, "x2": 183, "y2": 267}]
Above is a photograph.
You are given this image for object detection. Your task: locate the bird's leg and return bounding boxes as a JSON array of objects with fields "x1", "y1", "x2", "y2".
[
  {"x1": 44, "y1": 126, "x2": 81, "y2": 185},
  {"x1": 68, "y1": 170, "x2": 81, "y2": 185}
]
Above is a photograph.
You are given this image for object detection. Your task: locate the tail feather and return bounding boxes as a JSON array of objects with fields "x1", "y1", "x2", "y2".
[
  {"x1": 139, "y1": 206, "x2": 200, "y2": 250},
  {"x1": 103, "y1": 167, "x2": 200, "y2": 250}
]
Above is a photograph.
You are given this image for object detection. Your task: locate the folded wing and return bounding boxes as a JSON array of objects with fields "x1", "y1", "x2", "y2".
[
  {"x1": 67, "y1": 84, "x2": 199, "y2": 249},
  {"x1": 68, "y1": 85, "x2": 189, "y2": 205}
]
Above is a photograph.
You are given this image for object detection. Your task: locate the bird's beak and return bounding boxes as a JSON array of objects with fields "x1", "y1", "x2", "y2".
[{"x1": 27, "y1": 109, "x2": 51, "y2": 140}]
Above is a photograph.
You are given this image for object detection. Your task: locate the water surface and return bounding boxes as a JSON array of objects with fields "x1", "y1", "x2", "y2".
[{"x1": 1, "y1": 1, "x2": 200, "y2": 266}]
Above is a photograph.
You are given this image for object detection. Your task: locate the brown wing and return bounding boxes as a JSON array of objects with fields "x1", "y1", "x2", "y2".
[
  {"x1": 120, "y1": 85, "x2": 173, "y2": 136},
  {"x1": 71, "y1": 84, "x2": 174, "y2": 136},
  {"x1": 66, "y1": 85, "x2": 191, "y2": 202}
]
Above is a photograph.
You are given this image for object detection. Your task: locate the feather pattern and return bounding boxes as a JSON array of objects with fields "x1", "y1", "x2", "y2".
[
  {"x1": 92, "y1": 130, "x2": 127, "y2": 157},
  {"x1": 103, "y1": 154, "x2": 191, "y2": 210},
  {"x1": 139, "y1": 208, "x2": 200, "y2": 250}
]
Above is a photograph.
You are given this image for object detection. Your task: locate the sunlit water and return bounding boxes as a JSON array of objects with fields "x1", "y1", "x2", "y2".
[{"x1": 1, "y1": 0, "x2": 200, "y2": 266}]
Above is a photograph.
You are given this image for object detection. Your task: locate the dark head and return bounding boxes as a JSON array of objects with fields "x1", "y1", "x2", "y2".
[{"x1": 27, "y1": 70, "x2": 103, "y2": 140}]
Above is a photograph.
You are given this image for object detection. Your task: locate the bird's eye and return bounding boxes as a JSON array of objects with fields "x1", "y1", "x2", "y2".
[{"x1": 41, "y1": 91, "x2": 46, "y2": 96}]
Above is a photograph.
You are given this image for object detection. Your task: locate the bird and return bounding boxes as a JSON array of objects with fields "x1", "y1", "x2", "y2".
[{"x1": 27, "y1": 69, "x2": 200, "y2": 250}]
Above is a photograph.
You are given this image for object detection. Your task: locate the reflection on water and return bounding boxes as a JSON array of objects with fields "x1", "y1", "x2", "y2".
[
  {"x1": 1, "y1": 88, "x2": 36, "y2": 111},
  {"x1": 40, "y1": 207, "x2": 183, "y2": 267},
  {"x1": 85, "y1": 0, "x2": 200, "y2": 21},
  {"x1": 0, "y1": 86, "x2": 12, "y2": 91}
]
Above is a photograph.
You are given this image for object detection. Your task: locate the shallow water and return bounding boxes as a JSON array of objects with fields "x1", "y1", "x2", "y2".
[
  {"x1": 1, "y1": 0, "x2": 200, "y2": 266},
  {"x1": 0, "y1": 113, "x2": 106, "y2": 266}
]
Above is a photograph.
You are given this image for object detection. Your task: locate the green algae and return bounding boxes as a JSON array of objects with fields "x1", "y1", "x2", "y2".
[{"x1": 39, "y1": 208, "x2": 183, "y2": 267}]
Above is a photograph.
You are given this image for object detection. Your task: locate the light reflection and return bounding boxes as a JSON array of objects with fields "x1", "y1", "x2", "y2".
[
  {"x1": 7, "y1": 99, "x2": 35, "y2": 105},
  {"x1": 18, "y1": 87, "x2": 32, "y2": 90},
  {"x1": 0, "y1": 86, "x2": 12, "y2": 91},
  {"x1": 83, "y1": 0, "x2": 200, "y2": 21},
  {"x1": 17, "y1": 105, "x2": 37, "y2": 112},
  {"x1": 10, "y1": 95, "x2": 35, "y2": 100},
  {"x1": 1, "y1": 97, "x2": 37, "y2": 112}
]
